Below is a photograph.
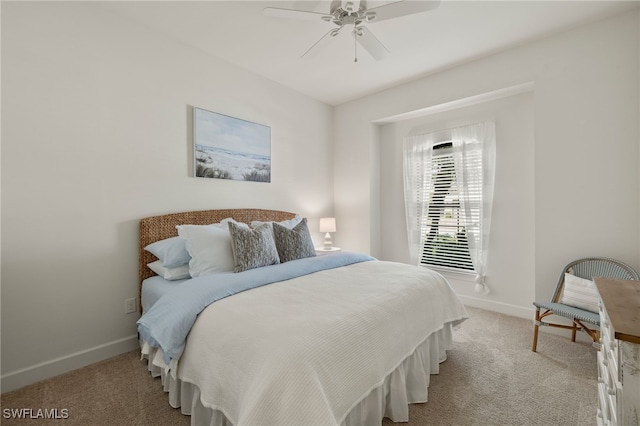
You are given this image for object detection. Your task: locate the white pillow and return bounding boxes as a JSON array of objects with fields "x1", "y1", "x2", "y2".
[
  {"x1": 251, "y1": 214, "x2": 302, "y2": 230},
  {"x1": 177, "y1": 218, "x2": 247, "y2": 277},
  {"x1": 560, "y1": 273, "x2": 600, "y2": 313},
  {"x1": 147, "y1": 260, "x2": 191, "y2": 281}
]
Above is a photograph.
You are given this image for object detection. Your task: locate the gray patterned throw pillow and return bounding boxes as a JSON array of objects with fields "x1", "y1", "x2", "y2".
[
  {"x1": 273, "y1": 218, "x2": 317, "y2": 263},
  {"x1": 228, "y1": 221, "x2": 280, "y2": 272}
]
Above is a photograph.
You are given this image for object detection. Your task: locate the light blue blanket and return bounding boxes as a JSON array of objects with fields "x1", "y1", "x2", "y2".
[{"x1": 137, "y1": 252, "x2": 375, "y2": 364}]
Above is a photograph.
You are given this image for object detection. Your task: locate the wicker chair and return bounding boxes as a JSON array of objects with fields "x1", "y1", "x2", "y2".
[{"x1": 531, "y1": 257, "x2": 639, "y2": 352}]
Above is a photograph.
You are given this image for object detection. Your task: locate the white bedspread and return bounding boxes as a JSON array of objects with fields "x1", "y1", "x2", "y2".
[{"x1": 172, "y1": 260, "x2": 468, "y2": 426}]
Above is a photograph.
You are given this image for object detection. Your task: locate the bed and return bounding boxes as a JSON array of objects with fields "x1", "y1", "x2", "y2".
[{"x1": 138, "y1": 208, "x2": 468, "y2": 426}]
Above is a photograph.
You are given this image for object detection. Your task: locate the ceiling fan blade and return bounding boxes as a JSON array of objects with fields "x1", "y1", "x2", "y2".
[
  {"x1": 355, "y1": 27, "x2": 390, "y2": 60},
  {"x1": 263, "y1": 6, "x2": 330, "y2": 22},
  {"x1": 368, "y1": 0, "x2": 440, "y2": 22},
  {"x1": 302, "y1": 28, "x2": 342, "y2": 59}
]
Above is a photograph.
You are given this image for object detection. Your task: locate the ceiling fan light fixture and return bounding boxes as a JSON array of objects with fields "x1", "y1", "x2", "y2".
[
  {"x1": 365, "y1": 12, "x2": 376, "y2": 22},
  {"x1": 321, "y1": 15, "x2": 333, "y2": 22}
]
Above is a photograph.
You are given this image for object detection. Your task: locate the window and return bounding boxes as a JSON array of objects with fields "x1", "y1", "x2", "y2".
[
  {"x1": 403, "y1": 122, "x2": 495, "y2": 292},
  {"x1": 421, "y1": 142, "x2": 474, "y2": 271}
]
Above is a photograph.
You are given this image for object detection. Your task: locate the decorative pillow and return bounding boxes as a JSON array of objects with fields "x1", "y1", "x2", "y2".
[
  {"x1": 228, "y1": 221, "x2": 280, "y2": 273},
  {"x1": 560, "y1": 273, "x2": 600, "y2": 313},
  {"x1": 272, "y1": 218, "x2": 317, "y2": 263},
  {"x1": 147, "y1": 260, "x2": 191, "y2": 281},
  {"x1": 251, "y1": 214, "x2": 302, "y2": 230},
  {"x1": 144, "y1": 236, "x2": 191, "y2": 268},
  {"x1": 176, "y1": 218, "x2": 242, "y2": 277}
]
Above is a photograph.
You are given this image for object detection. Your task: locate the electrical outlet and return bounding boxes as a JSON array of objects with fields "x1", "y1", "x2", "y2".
[{"x1": 124, "y1": 298, "x2": 137, "y2": 314}]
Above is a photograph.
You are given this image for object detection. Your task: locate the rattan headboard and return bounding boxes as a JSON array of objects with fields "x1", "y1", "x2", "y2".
[{"x1": 138, "y1": 208, "x2": 296, "y2": 311}]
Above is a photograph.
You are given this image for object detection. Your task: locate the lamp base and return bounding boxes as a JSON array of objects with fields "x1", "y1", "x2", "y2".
[{"x1": 323, "y1": 232, "x2": 333, "y2": 250}]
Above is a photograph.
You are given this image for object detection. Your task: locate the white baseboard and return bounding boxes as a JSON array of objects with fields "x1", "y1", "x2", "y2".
[
  {"x1": 1, "y1": 334, "x2": 139, "y2": 394},
  {"x1": 459, "y1": 294, "x2": 534, "y2": 319}
]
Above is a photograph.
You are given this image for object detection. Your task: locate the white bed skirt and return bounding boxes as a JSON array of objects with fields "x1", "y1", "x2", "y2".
[{"x1": 141, "y1": 323, "x2": 455, "y2": 426}]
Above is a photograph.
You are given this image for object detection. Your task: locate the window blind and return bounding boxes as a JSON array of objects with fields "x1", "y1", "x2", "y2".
[{"x1": 418, "y1": 143, "x2": 477, "y2": 271}]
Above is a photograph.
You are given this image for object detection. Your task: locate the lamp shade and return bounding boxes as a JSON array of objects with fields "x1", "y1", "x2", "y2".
[{"x1": 319, "y1": 217, "x2": 336, "y2": 233}]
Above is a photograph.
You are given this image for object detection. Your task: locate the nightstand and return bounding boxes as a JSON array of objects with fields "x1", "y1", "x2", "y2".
[{"x1": 315, "y1": 247, "x2": 341, "y2": 255}]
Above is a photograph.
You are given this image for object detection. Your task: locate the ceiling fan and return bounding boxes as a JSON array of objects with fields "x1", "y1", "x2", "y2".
[{"x1": 263, "y1": 0, "x2": 440, "y2": 62}]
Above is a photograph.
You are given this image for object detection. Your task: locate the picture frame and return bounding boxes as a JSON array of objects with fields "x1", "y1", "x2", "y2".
[{"x1": 193, "y1": 107, "x2": 271, "y2": 182}]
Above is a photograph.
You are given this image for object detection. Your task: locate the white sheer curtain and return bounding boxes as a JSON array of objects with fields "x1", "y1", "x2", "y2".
[
  {"x1": 403, "y1": 122, "x2": 496, "y2": 295},
  {"x1": 451, "y1": 122, "x2": 496, "y2": 295},
  {"x1": 403, "y1": 133, "x2": 433, "y2": 266},
  {"x1": 403, "y1": 129, "x2": 451, "y2": 265}
]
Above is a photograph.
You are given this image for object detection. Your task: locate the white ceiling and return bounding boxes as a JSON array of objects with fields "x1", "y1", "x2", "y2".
[{"x1": 99, "y1": 0, "x2": 639, "y2": 106}]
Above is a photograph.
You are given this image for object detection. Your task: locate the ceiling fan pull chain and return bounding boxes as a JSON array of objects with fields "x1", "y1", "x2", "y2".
[{"x1": 354, "y1": 27, "x2": 358, "y2": 62}]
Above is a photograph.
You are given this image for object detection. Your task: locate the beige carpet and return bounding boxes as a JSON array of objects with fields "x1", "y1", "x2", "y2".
[{"x1": 1, "y1": 306, "x2": 597, "y2": 425}]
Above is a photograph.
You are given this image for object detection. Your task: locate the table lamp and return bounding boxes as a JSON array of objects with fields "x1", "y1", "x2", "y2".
[{"x1": 319, "y1": 217, "x2": 336, "y2": 250}]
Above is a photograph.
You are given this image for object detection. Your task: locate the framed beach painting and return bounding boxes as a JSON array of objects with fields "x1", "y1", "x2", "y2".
[{"x1": 193, "y1": 107, "x2": 271, "y2": 182}]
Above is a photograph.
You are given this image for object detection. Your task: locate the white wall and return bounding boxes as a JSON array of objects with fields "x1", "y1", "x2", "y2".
[
  {"x1": 334, "y1": 11, "x2": 640, "y2": 315},
  {"x1": 1, "y1": 2, "x2": 333, "y2": 392}
]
